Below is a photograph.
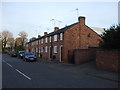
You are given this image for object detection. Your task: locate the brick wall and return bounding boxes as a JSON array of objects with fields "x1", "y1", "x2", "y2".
[
  {"x1": 96, "y1": 50, "x2": 120, "y2": 72},
  {"x1": 74, "y1": 49, "x2": 96, "y2": 64},
  {"x1": 68, "y1": 49, "x2": 97, "y2": 64},
  {"x1": 63, "y1": 23, "x2": 102, "y2": 63}
]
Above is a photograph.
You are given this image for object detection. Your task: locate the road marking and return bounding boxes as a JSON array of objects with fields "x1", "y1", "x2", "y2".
[
  {"x1": 3, "y1": 59, "x2": 32, "y2": 81},
  {"x1": 15, "y1": 69, "x2": 31, "y2": 80},
  {"x1": 6, "y1": 63, "x2": 13, "y2": 68},
  {"x1": 2, "y1": 60, "x2": 6, "y2": 62}
]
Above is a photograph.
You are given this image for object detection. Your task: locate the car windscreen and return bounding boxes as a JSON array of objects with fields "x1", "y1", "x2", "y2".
[
  {"x1": 25, "y1": 53, "x2": 34, "y2": 56},
  {"x1": 19, "y1": 52, "x2": 25, "y2": 54}
]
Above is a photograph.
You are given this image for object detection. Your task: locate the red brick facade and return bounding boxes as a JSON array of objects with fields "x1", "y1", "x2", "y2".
[
  {"x1": 96, "y1": 50, "x2": 120, "y2": 72},
  {"x1": 25, "y1": 16, "x2": 102, "y2": 63}
]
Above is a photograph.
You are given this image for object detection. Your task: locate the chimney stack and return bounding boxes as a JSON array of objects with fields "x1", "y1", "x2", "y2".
[
  {"x1": 78, "y1": 16, "x2": 85, "y2": 25},
  {"x1": 54, "y1": 27, "x2": 59, "y2": 31},
  {"x1": 44, "y1": 32, "x2": 47, "y2": 35},
  {"x1": 38, "y1": 35, "x2": 41, "y2": 38},
  {"x1": 32, "y1": 37, "x2": 36, "y2": 40}
]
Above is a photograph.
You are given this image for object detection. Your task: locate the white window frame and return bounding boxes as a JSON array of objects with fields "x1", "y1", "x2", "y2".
[
  {"x1": 37, "y1": 40, "x2": 39, "y2": 45},
  {"x1": 34, "y1": 42, "x2": 35, "y2": 46},
  {"x1": 50, "y1": 36, "x2": 51, "y2": 42},
  {"x1": 45, "y1": 46, "x2": 48, "y2": 52},
  {"x1": 36, "y1": 48, "x2": 38, "y2": 52},
  {"x1": 54, "y1": 35, "x2": 57, "y2": 41},
  {"x1": 54, "y1": 46, "x2": 57, "y2": 53},
  {"x1": 41, "y1": 39, "x2": 43, "y2": 44},
  {"x1": 39, "y1": 47, "x2": 41, "y2": 53},
  {"x1": 45, "y1": 37, "x2": 48, "y2": 43},
  {"x1": 32, "y1": 42, "x2": 34, "y2": 46},
  {"x1": 60, "y1": 33, "x2": 63, "y2": 40},
  {"x1": 41, "y1": 47, "x2": 43, "y2": 52}
]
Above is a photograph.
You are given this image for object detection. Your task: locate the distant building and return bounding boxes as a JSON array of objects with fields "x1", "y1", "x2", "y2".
[
  {"x1": 90, "y1": 27, "x2": 105, "y2": 35},
  {"x1": 25, "y1": 16, "x2": 102, "y2": 63}
]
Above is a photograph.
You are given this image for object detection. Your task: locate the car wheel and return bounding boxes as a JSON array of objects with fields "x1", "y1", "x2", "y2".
[{"x1": 25, "y1": 59, "x2": 27, "y2": 62}]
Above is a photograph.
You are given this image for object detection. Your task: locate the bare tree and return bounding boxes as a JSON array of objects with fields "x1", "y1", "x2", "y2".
[
  {"x1": 0, "y1": 30, "x2": 13, "y2": 51},
  {"x1": 18, "y1": 31, "x2": 28, "y2": 47},
  {"x1": 7, "y1": 38, "x2": 15, "y2": 51}
]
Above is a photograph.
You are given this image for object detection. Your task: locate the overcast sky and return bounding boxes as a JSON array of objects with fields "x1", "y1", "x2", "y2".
[{"x1": 2, "y1": 2, "x2": 118, "y2": 39}]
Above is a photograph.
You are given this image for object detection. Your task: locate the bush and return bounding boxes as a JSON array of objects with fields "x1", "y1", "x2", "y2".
[{"x1": 100, "y1": 24, "x2": 120, "y2": 49}]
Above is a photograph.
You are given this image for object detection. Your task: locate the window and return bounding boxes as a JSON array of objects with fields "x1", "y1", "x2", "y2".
[
  {"x1": 39, "y1": 40, "x2": 41, "y2": 44},
  {"x1": 54, "y1": 46, "x2": 57, "y2": 53},
  {"x1": 45, "y1": 46, "x2": 48, "y2": 52},
  {"x1": 39, "y1": 47, "x2": 41, "y2": 53},
  {"x1": 37, "y1": 40, "x2": 39, "y2": 45},
  {"x1": 60, "y1": 33, "x2": 63, "y2": 40},
  {"x1": 54, "y1": 35, "x2": 57, "y2": 41},
  {"x1": 41, "y1": 47, "x2": 43, "y2": 52},
  {"x1": 45, "y1": 37, "x2": 48, "y2": 43},
  {"x1": 32, "y1": 42, "x2": 34, "y2": 46},
  {"x1": 36, "y1": 48, "x2": 38, "y2": 52},
  {"x1": 50, "y1": 36, "x2": 51, "y2": 42},
  {"x1": 41, "y1": 39, "x2": 43, "y2": 43},
  {"x1": 32, "y1": 48, "x2": 34, "y2": 53}
]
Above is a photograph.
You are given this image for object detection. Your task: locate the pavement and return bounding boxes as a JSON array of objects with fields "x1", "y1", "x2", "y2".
[{"x1": 38, "y1": 57, "x2": 119, "y2": 83}]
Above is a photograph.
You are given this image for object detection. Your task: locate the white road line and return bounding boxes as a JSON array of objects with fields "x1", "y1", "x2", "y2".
[
  {"x1": 15, "y1": 69, "x2": 31, "y2": 80},
  {"x1": 2, "y1": 60, "x2": 6, "y2": 62},
  {"x1": 6, "y1": 63, "x2": 13, "y2": 68}
]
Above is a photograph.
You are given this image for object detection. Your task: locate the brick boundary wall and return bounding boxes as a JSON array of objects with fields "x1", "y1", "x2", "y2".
[
  {"x1": 68, "y1": 48, "x2": 99, "y2": 64},
  {"x1": 96, "y1": 50, "x2": 120, "y2": 72},
  {"x1": 74, "y1": 49, "x2": 97, "y2": 64}
]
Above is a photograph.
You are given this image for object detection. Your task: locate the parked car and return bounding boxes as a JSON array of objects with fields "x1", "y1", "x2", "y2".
[
  {"x1": 7, "y1": 51, "x2": 12, "y2": 55},
  {"x1": 23, "y1": 52, "x2": 37, "y2": 62},
  {"x1": 10, "y1": 51, "x2": 18, "y2": 57},
  {"x1": 17, "y1": 51, "x2": 25, "y2": 59}
]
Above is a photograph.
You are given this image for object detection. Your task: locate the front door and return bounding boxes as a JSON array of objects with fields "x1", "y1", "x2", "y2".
[
  {"x1": 60, "y1": 45, "x2": 63, "y2": 62},
  {"x1": 49, "y1": 46, "x2": 52, "y2": 60}
]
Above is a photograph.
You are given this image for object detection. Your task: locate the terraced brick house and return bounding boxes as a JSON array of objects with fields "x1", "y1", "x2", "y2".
[{"x1": 25, "y1": 16, "x2": 103, "y2": 63}]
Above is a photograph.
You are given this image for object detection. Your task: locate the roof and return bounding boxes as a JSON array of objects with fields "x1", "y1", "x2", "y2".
[{"x1": 26, "y1": 22, "x2": 78, "y2": 44}]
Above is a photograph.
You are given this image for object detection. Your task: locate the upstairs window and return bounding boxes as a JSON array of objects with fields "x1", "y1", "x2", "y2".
[
  {"x1": 32, "y1": 42, "x2": 34, "y2": 46},
  {"x1": 36, "y1": 48, "x2": 38, "y2": 52},
  {"x1": 45, "y1": 37, "x2": 48, "y2": 43},
  {"x1": 41, "y1": 39, "x2": 43, "y2": 44},
  {"x1": 41, "y1": 47, "x2": 43, "y2": 52},
  {"x1": 50, "y1": 36, "x2": 52, "y2": 42},
  {"x1": 54, "y1": 35, "x2": 57, "y2": 41},
  {"x1": 60, "y1": 33, "x2": 63, "y2": 40}
]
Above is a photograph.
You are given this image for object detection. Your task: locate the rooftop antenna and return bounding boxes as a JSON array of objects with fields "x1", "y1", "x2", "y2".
[
  {"x1": 50, "y1": 19, "x2": 62, "y2": 29},
  {"x1": 75, "y1": 8, "x2": 79, "y2": 18}
]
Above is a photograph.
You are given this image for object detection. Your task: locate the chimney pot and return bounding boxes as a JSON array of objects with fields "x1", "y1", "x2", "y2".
[
  {"x1": 44, "y1": 32, "x2": 47, "y2": 35},
  {"x1": 78, "y1": 16, "x2": 85, "y2": 25},
  {"x1": 38, "y1": 35, "x2": 41, "y2": 38}
]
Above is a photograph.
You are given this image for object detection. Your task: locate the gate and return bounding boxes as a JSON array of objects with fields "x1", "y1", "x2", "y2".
[{"x1": 68, "y1": 50, "x2": 74, "y2": 64}]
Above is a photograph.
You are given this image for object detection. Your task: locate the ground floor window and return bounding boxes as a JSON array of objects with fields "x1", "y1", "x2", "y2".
[
  {"x1": 45, "y1": 46, "x2": 48, "y2": 52},
  {"x1": 54, "y1": 46, "x2": 58, "y2": 53}
]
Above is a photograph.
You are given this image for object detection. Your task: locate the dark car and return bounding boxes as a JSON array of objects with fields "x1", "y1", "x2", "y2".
[
  {"x1": 17, "y1": 51, "x2": 25, "y2": 59},
  {"x1": 10, "y1": 51, "x2": 18, "y2": 57},
  {"x1": 23, "y1": 52, "x2": 37, "y2": 62},
  {"x1": 7, "y1": 51, "x2": 12, "y2": 55}
]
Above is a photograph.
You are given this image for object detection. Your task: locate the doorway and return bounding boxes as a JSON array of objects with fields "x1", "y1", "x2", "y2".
[{"x1": 60, "y1": 45, "x2": 63, "y2": 62}]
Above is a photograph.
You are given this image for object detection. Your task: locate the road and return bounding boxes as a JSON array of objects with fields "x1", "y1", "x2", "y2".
[{"x1": 2, "y1": 54, "x2": 119, "y2": 88}]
